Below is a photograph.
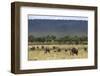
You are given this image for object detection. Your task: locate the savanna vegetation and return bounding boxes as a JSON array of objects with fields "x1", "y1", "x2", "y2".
[
  {"x1": 28, "y1": 35, "x2": 88, "y2": 61},
  {"x1": 28, "y1": 35, "x2": 87, "y2": 45}
]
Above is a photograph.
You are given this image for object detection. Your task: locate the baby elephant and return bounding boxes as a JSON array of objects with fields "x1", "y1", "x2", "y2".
[
  {"x1": 84, "y1": 47, "x2": 87, "y2": 51},
  {"x1": 65, "y1": 49, "x2": 68, "y2": 52},
  {"x1": 41, "y1": 46, "x2": 44, "y2": 49},
  {"x1": 44, "y1": 48, "x2": 50, "y2": 54},
  {"x1": 30, "y1": 46, "x2": 35, "y2": 50},
  {"x1": 57, "y1": 48, "x2": 61, "y2": 52}
]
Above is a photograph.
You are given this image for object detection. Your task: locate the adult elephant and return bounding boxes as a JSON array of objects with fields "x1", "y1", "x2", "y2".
[{"x1": 70, "y1": 47, "x2": 78, "y2": 55}]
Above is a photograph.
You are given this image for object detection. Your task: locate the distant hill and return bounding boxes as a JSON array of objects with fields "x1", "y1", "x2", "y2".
[{"x1": 28, "y1": 19, "x2": 88, "y2": 38}]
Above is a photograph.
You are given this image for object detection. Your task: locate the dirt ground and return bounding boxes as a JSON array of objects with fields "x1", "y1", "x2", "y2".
[{"x1": 28, "y1": 44, "x2": 88, "y2": 61}]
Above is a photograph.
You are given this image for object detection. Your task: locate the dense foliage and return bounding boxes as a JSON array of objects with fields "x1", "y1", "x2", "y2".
[{"x1": 28, "y1": 35, "x2": 87, "y2": 44}]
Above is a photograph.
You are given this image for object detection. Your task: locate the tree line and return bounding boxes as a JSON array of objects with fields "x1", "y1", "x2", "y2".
[{"x1": 28, "y1": 35, "x2": 87, "y2": 44}]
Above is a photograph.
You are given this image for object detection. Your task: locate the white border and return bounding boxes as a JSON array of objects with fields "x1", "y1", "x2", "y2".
[
  {"x1": 28, "y1": 15, "x2": 88, "y2": 20},
  {"x1": 20, "y1": 6, "x2": 95, "y2": 70}
]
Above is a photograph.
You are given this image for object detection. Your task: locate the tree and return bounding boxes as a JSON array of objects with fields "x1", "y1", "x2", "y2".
[
  {"x1": 79, "y1": 36, "x2": 88, "y2": 44},
  {"x1": 28, "y1": 35, "x2": 34, "y2": 42},
  {"x1": 36, "y1": 37, "x2": 45, "y2": 42},
  {"x1": 72, "y1": 36, "x2": 80, "y2": 44},
  {"x1": 51, "y1": 35, "x2": 56, "y2": 40},
  {"x1": 45, "y1": 35, "x2": 51, "y2": 42}
]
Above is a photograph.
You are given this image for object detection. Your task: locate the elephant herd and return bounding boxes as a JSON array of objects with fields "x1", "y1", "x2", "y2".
[{"x1": 29, "y1": 45, "x2": 87, "y2": 56}]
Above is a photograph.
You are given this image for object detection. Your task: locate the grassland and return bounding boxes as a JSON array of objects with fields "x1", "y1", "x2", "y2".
[{"x1": 28, "y1": 44, "x2": 88, "y2": 61}]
